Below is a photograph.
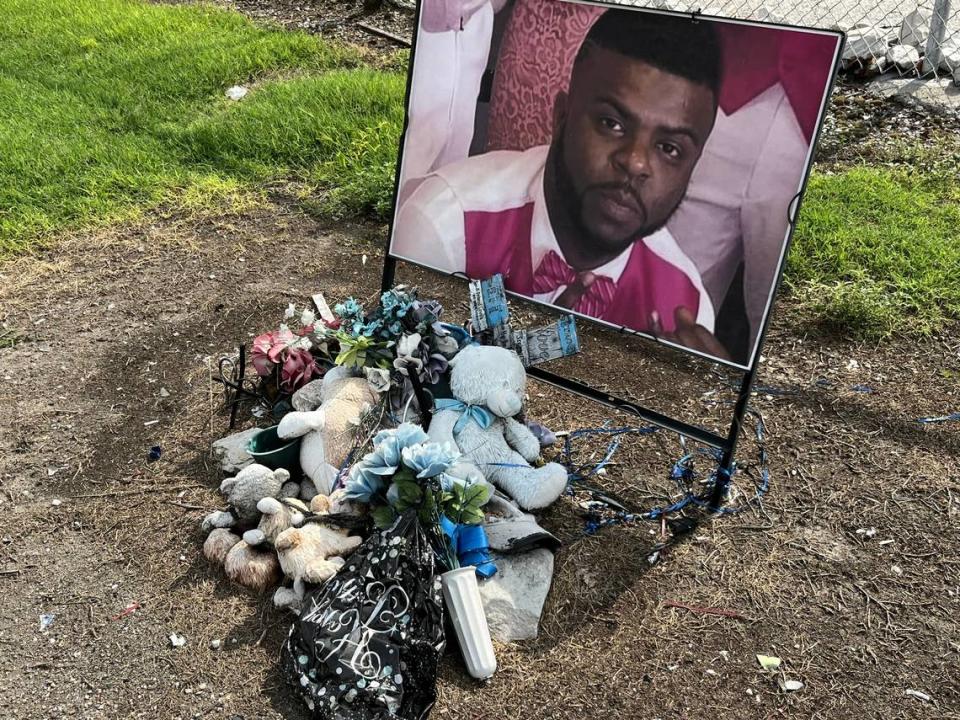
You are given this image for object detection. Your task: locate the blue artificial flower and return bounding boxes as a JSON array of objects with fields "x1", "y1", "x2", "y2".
[
  {"x1": 385, "y1": 483, "x2": 401, "y2": 506},
  {"x1": 343, "y1": 462, "x2": 389, "y2": 503},
  {"x1": 373, "y1": 423, "x2": 428, "y2": 466},
  {"x1": 401, "y1": 442, "x2": 461, "y2": 479},
  {"x1": 335, "y1": 298, "x2": 365, "y2": 324}
]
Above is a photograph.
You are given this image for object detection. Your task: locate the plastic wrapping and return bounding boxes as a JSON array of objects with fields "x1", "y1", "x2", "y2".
[{"x1": 282, "y1": 512, "x2": 445, "y2": 719}]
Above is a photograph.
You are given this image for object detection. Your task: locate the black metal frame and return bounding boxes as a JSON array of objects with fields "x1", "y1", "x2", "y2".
[{"x1": 381, "y1": 1, "x2": 846, "y2": 507}]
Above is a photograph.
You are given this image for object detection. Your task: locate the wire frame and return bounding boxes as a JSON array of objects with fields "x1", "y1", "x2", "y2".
[{"x1": 215, "y1": 345, "x2": 265, "y2": 429}]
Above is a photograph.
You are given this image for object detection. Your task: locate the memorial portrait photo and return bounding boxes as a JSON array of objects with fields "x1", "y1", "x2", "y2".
[{"x1": 389, "y1": 0, "x2": 842, "y2": 368}]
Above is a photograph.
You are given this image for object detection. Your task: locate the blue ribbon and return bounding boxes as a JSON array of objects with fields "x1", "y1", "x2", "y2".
[
  {"x1": 434, "y1": 398, "x2": 494, "y2": 434},
  {"x1": 439, "y1": 515, "x2": 497, "y2": 578}
]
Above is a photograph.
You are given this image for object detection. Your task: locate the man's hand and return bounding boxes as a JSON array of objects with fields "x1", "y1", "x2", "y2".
[{"x1": 650, "y1": 307, "x2": 731, "y2": 361}]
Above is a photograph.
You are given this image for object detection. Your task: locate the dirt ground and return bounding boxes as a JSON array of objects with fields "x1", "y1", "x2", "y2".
[
  {"x1": 1, "y1": 195, "x2": 958, "y2": 720},
  {"x1": 3, "y1": 2, "x2": 960, "y2": 719}
]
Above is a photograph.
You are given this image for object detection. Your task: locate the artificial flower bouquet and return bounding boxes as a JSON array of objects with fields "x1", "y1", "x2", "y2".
[
  {"x1": 247, "y1": 286, "x2": 463, "y2": 416},
  {"x1": 341, "y1": 423, "x2": 494, "y2": 575},
  {"x1": 250, "y1": 304, "x2": 327, "y2": 404},
  {"x1": 331, "y1": 287, "x2": 460, "y2": 385}
]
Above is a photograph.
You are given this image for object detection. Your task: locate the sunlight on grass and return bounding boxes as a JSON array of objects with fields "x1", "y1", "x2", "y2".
[
  {"x1": 790, "y1": 167, "x2": 960, "y2": 338},
  {"x1": 0, "y1": 0, "x2": 394, "y2": 255}
]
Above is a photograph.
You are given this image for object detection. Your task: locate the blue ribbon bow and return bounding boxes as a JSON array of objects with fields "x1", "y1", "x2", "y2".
[
  {"x1": 434, "y1": 398, "x2": 494, "y2": 434},
  {"x1": 440, "y1": 515, "x2": 497, "y2": 579}
]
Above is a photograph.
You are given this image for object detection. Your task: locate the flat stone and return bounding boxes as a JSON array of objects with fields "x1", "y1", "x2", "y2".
[
  {"x1": 939, "y1": 38, "x2": 960, "y2": 76},
  {"x1": 842, "y1": 26, "x2": 895, "y2": 64},
  {"x1": 899, "y1": 9, "x2": 930, "y2": 49},
  {"x1": 477, "y1": 549, "x2": 554, "y2": 642},
  {"x1": 211, "y1": 428, "x2": 259, "y2": 474},
  {"x1": 292, "y1": 379, "x2": 325, "y2": 412},
  {"x1": 887, "y1": 44, "x2": 921, "y2": 73}
]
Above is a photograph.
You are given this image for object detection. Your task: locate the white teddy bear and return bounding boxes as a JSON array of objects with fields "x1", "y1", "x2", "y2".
[
  {"x1": 277, "y1": 366, "x2": 378, "y2": 499},
  {"x1": 428, "y1": 344, "x2": 568, "y2": 510}
]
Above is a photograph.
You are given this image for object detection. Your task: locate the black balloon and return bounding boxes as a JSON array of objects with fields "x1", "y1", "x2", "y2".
[{"x1": 283, "y1": 511, "x2": 446, "y2": 719}]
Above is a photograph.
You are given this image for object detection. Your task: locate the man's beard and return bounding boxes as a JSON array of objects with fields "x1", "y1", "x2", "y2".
[{"x1": 552, "y1": 134, "x2": 681, "y2": 252}]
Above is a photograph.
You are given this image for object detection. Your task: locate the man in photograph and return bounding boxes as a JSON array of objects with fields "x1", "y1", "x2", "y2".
[{"x1": 392, "y1": 10, "x2": 730, "y2": 359}]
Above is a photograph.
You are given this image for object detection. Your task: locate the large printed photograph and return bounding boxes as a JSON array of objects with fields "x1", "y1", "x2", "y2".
[{"x1": 389, "y1": 0, "x2": 843, "y2": 368}]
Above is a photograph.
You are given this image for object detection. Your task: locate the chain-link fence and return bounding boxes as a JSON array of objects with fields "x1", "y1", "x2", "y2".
[{"x1": 616, "y1": 0, "x2": 958, "y2": 80}]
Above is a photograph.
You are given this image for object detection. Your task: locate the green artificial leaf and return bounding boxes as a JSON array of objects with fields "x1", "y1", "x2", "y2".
[
  {"x1": 371, "y1": 504, "x2": 397, "y2": 529},
  {"x1": 395, "y1": 478, "x2": 423, "y2": 505},
  {"x1": 459, "y1": 506, "x2": 485, "y2": 526},
  {"x1": 462, "y1": 482, "x2": 491, "y2": 509},
  {"x1": 393, "y1": 467, "x2": 416, "y2": 484}
]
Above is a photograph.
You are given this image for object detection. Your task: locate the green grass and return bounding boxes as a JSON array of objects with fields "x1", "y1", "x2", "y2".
[
  {"x1": 2, "y1": 0, "x2": 957, "y2": 340},
  {"x1": 0, "y1": 0, "x2": 404, "y2": 254},
  {"x1": 789, "y1": 167, "x2": 960, "y2": 338}
]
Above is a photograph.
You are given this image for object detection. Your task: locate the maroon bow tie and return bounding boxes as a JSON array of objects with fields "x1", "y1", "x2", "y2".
[{"x1": 532, "y1": 250, "x2": 617, "y2": 317}]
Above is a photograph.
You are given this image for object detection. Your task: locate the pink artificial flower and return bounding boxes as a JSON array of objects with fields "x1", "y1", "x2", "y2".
[
  {"x1": 280, "y1": 348, "x2": 318, "y2": 393},
  {"x1": 251, "y1": 331, "x2": 278, "y2": 378},
  {"x1": 251, "y1": 327, "x2": 297, "y2": 378}
]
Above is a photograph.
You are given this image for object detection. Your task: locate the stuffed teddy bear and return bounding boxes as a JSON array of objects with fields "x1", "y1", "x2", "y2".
[
  {"x1": 203, "y1": 528, "x2": 241, "y2": 565},
  {"x1": 428, "y1": 344, "x2": 568, "y2": 511},
  {"x1": 273, "y1": 521, "x2": 363, "y2": 608},
  {"x1": 223, "y1": 540, "x2": 282, "y2": 593},
  {"x1": 216, "y1": 463, "x2": 291, "y2": 526},
  {"x1": 242, "y1": 497, "x2": 309, "y2": 548},
  {"x1": 201, "y1": 527, "x2": 282, "y2": 593},
  {"x1": 277, "y1": 366, "x2": 378, "y2": 498},
  {"x1": 309, "y1": 487, "x2": 365, "y2": 517}
]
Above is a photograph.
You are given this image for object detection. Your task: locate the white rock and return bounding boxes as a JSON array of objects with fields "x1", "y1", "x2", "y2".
[
  {"x1": 842, "y1": 26, "x2": 894, "y2": 63},
  {"x1": 887, "y1": 44, "x2": 920, "y2": 72},
  {"x1": 899, "y1": 9, "x2": 931, "y2": 48},
  {"x1": 209, "y1": 639, "x2": 222, "y2": 650},
  {"x1": 169, "y1": 633, "x2": 187, "y2": 648},
  {"x1": 292, "y1": 379, "x2": 325, "y2": 412},
  {"x1": 211, "y1": 428, "x2": 259, "y2": 473},
  {"x1": 939, "y1": 38, "x2": 960, "y2": 75},
  {"x1": 225, "y1": 85, "x2": 248, "y2": 101},
  {"x1": 477, "y1": 549, "x2": 554, "y2": 642}
]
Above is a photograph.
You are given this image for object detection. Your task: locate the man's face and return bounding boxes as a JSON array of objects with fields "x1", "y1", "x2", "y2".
[{"x1": 553, "y1": 46, "x2": 717, "y2": 255}]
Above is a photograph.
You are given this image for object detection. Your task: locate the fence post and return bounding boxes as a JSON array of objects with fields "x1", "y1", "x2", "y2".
[{"x1": 924, "y1": 0, "x2": 953, "y2": 74}]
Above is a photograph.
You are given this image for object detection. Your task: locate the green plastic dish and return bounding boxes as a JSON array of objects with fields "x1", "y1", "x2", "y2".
[{"x1": 246, "y1": 425, "x2": 302, "y2": 476}]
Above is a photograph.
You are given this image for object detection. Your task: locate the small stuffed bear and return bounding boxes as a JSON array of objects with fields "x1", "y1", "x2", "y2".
[
  {"x1": 309, "y1": 487, "x2": 364, "y2": 517},
  {"x1": 278, "y1": 366, "x2": 378, "y2": 498},
  {"x1": 274, "y1": 522, "x2": 362, "y2": 607},
  {"x1": 428, "y1": 344, "x2": 568, "y2": 511},
  {"x1": 242, "y1": 497, "x2": 309, "y2": 548},
  {"x1": 217, "y1": 463, "x2": 291, "y2": 526},
  {"x1": 223, "y1": 541, "x2": 282, "y2": 592},
  {"x1": 202, "y1": 528, "x2": 282, "y2": 593}
]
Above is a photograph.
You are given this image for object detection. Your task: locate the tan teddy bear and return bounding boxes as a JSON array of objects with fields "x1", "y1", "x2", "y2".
[
  {"x1": 272, "y1": 521, "x2": 362, "y2": 610},
  {"x1": 242, "y1": 497, "x2": 309, "y2": 548},
  {"x1": 278, "y1": 366, "x2": 378, "y2": 499},
  {"x1": 223, "y1": 541, "x2": 282, "y2": 593}
]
